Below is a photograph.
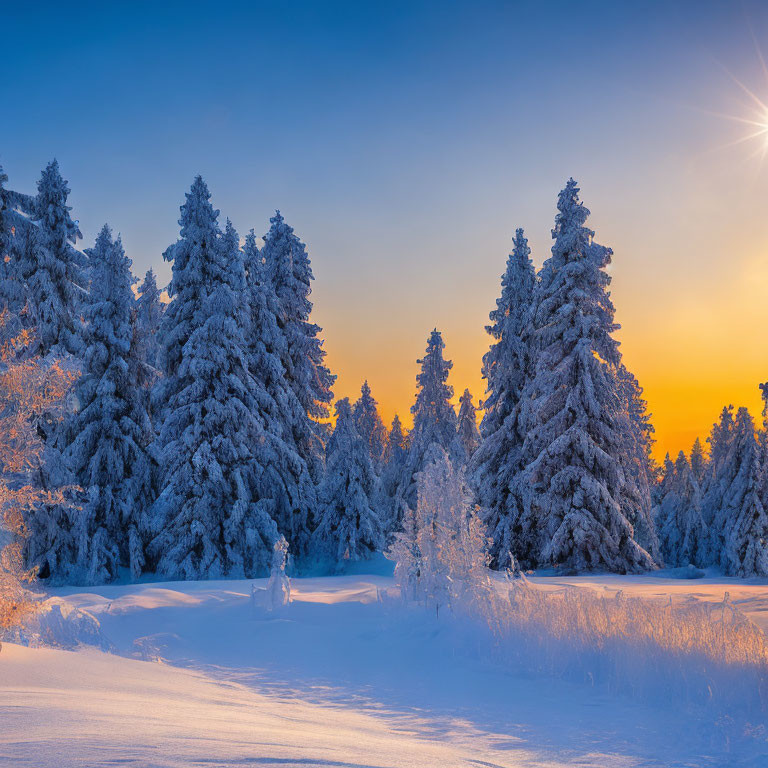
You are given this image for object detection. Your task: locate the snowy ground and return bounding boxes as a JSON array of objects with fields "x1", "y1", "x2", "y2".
[{"x1": 2, "y1": 572, "x2": 768, "y2": 768}]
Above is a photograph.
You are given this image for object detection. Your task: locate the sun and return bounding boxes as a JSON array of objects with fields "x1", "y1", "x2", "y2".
[
  {"x1": 721, "y1": 72, "x2": 768, "y2": 162},
  {"x1": 703, "y1": 28, "x2": 768, "y2": 167}
]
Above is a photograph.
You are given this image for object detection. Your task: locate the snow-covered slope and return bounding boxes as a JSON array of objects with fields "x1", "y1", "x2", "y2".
[{"x1": 1, "y1": 574, "x2": 767, "y2": 767}]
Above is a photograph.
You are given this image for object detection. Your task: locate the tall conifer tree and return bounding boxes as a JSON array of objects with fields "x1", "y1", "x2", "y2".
[
  {"x1": 150, "y1": 181, "x2": 279, "y2": 579},
  {"x1": 23, "y1": 161, "x2": 87, "y2": 357},
  {"x1": 470, "y1": 229, "x2": 536, "y2": 568},
  {"x1": 64, "y1": 226, "x2": 153, "y2": 583},
  {"x1": 516, "y1": 180, "x2": 654, "y2": 572},
  {"x1": 242, "y1": 228, "x2": 317, "y2": 558},
  {"x1": 262, "y1": 211, "x2": 335, "y2": 481}
]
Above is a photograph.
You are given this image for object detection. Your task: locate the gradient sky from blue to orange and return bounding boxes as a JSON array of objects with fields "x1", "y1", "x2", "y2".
[{"x1": 3, "y1": 0, "x2": 768, "y2": 460}]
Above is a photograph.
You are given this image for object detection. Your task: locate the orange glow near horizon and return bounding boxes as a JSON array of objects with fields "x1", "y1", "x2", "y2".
[{"x1": 316, "y1": 226, "x2": 768, "y2": 467}]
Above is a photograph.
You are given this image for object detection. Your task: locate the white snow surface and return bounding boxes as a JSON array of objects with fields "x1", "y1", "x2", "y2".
[{"x1": 2, "y1": 572, "x2": 768, "y2": 767}]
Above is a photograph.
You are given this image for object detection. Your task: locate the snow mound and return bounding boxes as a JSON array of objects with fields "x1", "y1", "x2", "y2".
[{"x1": 1, "y1": 596, "x2": 112, "y2": 651}]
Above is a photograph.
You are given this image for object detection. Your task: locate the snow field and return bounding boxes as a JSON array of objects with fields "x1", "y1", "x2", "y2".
[{"x1": 2, "y1": 573, "x2": 768, "y2": 767}]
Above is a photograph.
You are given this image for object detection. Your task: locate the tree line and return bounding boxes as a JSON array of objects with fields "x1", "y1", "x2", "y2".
[{"x1": 1, "y1": 163, "x2": 766, "y2": 585}]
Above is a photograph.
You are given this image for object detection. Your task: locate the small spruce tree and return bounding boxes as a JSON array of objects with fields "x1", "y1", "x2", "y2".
[
  {"x1": 453, "y1": 388, "x2": 481, "y2": 465},
  {"x1": 353, "y1": 381, "x2": 387, "y2": 471},
  {"x1": 315, "y1": 398, "x2": 382, "y2": 565},
  {"x1": 394, "y1": 329, "x2": 457, "y2": 529}
]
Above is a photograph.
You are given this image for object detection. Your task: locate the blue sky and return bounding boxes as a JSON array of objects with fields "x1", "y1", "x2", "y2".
[{"x1": 4, "y1": 0, "x2": 768, "y2": 454}]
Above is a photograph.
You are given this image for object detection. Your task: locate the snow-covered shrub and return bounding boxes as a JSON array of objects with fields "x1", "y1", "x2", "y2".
[
  {"x1": 388, "y1": 447, "x2": 491, "y2": 616},
  {"x1": 0, "y1": 313, "x2": 76, "y2": 635},
  {"x1": 5, "y1": 596, "x2": 110, "y2": 651},
  {"x1": 266, "y1": 536, "x2": 291, "y2": 610}
]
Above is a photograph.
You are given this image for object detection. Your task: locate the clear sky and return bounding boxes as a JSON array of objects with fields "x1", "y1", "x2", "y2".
[{"x1": 3, "y1": 0, "x2": 768, "y2": 460}]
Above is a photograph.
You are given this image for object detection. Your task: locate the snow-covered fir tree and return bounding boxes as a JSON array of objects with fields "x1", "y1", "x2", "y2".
[
  {"x1": 720, "y1": 408, "x2": 768, "y2": 576},
  {"x1": 22, "y1": 161, "x2": 87, "y2": 357},
  {"x1": 134, "y1": 268, "x2": 164, "y2": 372},
  {"x1": 378, "y1": 414, "x2": 409, "y2": 536},
  {"x1": 758, "y1": 383, "x2": 768, "y2": 510},
  {"x1": 63, "y1": 226, "x2": 153, "y2": 583},
  {"x1": 261, "y1": 211, "x2": 335, "y2": 482},
  {"x1": 150, "y1": 181, "x2": 279, "y2": 579},
  {"x1": 353, "y1": 380, "x2": 387, "y2": 471},
  {"x1": 315, "y1": 398, "x2": 382, "y2": 565},
  {"x1": 516, "y1": 179, "x2": 654, "y2": 573},
  {"x1": 453, "y1": 389, "x2": 481, "y2": 465},
  {"x1": 479, "y1": 228, "x2": 535, "y2": 438},
  {"x1": 615, "y1": 363, "x2": 660, "y2": 564},
  {"x1": 242, "y1": 228, "x2": 316, "y2": 559},
  {"x1": 701, "y1": 405, "x2": 736, "y2": 563},
  {"x1": 0, "y1": 166, "x2": 36, "y2": 337},
  {"x1": 655, "y1": 451, "x2": 707, "y2": 568},
  {"x1": 393, "y1": 329, "x2": 457, "y2": 529},
  {"x1": 654, "y1": 453, "x2": 675, "y2": 509},
  {"x1": 470, "y1": 228, "x2": 536, "y2": 569},
  {"x1": 690, "y1": 437, "x2": 708, "y2": 486}
]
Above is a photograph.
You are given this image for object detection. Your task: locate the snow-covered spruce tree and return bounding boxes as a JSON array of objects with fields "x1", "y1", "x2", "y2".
[
  {"x1": 615, "y1": 363, "x2": 660, "y2": 563},
  {"x1": 261, "y1": 211, "x2": 335, "y2": 482},
  {"x1": 0, "y1": 166, "x2": 36, "y2": 338},
  {"x1": 63, "y1": 226, "x2": 154, "y2": 583},
  {"x1": 470, "y1": 228, "x2": 535, "y2": 569},
  {"x1": 135, "y1": 268, "x2": 164, "y2": 372},
  {"x1": 378, "y1": 414, "x2": 409, "y2": 536},
  {"x1": 690, "y1": 437, "x2": 708, "y2": 487},
  {"x1": 15, "y1": 163, "x2": 86, "y2": 581},
  {"x1": 314, "y1": 398, "x2": 382, "y2": 566},
  {"x1": 242, "y1": 228, "x2": 316, "y2": 559},
  {"x1": 22, "y1": 161, "x2": 87, "y2": 358},
  {"x1": 720, "y1": 408, "x2": 768, "y2": 576},
  {"x1": 701, "y1": 405, "x2": 736, "y2": 564},
  {"x1": 393, "y1": 329, "x2": 457, "y2": 529},
  {"x1": 353, "y1": 380, "x2": 387, "y2": 472},
  {"x1": 150, "y1": 182, "x2": 279, "y2": 579},
  {"x1": 517, "y1": 179, "x2": 654, "y2": 573},
  {"x1": 453, "y1": 388, "x2": 481, "y2": 466},
  {"x1": 388, "y1": 446, "x2": 490, "y2": 615},
  {"x1": 653, "y1": 453, "x2": 675, "y2": 508},
  {"x1": 656, "y1": 451, "x2": 707, "y2": 568},
  {"x1": 479, "y1": 228, "x2": 536, "y2": 438},
  {"x1": 759, "y1": 383, "x2": 768, "y2": 510}
]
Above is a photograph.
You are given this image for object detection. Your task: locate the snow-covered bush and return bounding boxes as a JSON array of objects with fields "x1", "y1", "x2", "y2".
[
  {"x1": 5, "y1": 596, "x2": 110, "y2": 651},
  {"x1": 266, "y1": 536, "x2": 291, "y2": 610},
  {"x1": 0, "y1": 313, "x2": 76, "y2": 635},
  {"x1": 388, "y1": 447, "x2": 490, "y2": 616}
]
